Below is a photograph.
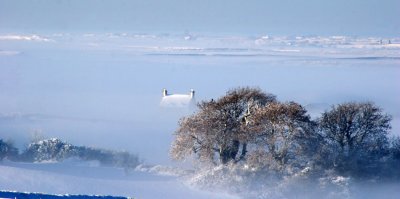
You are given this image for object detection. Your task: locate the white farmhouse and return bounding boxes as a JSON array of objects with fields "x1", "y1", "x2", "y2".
[{"x1": 160, "y1": 89, "x2": 196, "y2": 108}]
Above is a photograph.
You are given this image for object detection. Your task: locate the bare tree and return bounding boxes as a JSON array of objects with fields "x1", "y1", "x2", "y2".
[
  {"x1": 170, "y1": 87, "x2": 276, "y2": 165},
  {"x1": 319, "y1": 102, "x2": 391, "y2": 173}
]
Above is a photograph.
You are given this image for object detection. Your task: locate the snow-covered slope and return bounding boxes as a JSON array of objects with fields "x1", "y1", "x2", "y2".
[{"x1": 0, "y1": 161, "x2": 237, "y2": 199}]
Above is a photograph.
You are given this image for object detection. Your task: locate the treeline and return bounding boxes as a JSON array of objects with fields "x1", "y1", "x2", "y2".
[
  {"x1": 171, "y1": 87, "x2": 400, "y2": 179},
  {"x1": 0, "y1": 138, "x2": 140, "y2": 169}
]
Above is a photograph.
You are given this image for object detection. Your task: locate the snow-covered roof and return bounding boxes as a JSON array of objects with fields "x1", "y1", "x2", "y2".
[{"x1": 160, "y1": 89, "x2": 195, "y2": 108}]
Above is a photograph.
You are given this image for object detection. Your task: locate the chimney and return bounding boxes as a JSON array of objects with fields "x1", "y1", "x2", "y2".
[
  {"x1": 163, "y1": 89, "x2": 168, "y2": 97},
  {"x1": 190, "y1": 89, "x2": 195, "y2": 98}
]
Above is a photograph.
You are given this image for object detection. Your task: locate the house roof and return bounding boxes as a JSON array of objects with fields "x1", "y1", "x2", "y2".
[{"x1": 160, "y1": 89, "x2": 195, "y2": 108}]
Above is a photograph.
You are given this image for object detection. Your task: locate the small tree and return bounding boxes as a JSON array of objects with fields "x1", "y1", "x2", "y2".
[
  {"x1": 0, "y1": 139, "x2": 18, "y2": 161},
  {"x1": 21, "y1": 138, "x2": 76, "y2": 162},
  {"x1": 389, "y1": 136, "x2": 400, "y2": 161},
  {"x1": 170, "y1": 87, "x2": 276, "y2": 165},
  {"x1": 319, "y1": 102, "x2": 391, "y2": 174},
  {"x1": 384, "y1": 136, "x2": 400, "y2": 179}
]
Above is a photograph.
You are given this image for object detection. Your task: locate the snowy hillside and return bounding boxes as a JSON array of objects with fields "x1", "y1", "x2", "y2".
[
  {"x1": 1, "y1": 33, "x2": 399, "y2": 58},
  {"x1": 0, "y1": 161, "x2": 237, "y2": 199}
]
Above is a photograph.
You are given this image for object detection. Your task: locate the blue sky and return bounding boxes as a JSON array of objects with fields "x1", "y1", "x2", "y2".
[{"x1": 0, "y1": 0, "x2": 399, "y2": 36}]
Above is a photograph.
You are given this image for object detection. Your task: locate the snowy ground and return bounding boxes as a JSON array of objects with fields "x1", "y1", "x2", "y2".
[{"x1": 0, "y1": 161, "x2": 237, "y2": 199}]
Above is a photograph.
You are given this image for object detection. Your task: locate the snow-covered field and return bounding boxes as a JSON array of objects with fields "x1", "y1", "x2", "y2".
[
  {"x1": 2, "y1": 160, "x2": 400, "y2": 199},
  {"x1": 0, "y1": 33, "x2": 399, "y2": 198},
  {"x1": 0, "y1": 160, "x2": 237, "y2": 199}
]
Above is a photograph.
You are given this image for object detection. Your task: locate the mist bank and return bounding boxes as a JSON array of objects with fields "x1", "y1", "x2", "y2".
[
  {"x1": 1, "y1": 33, "x2": 399, "y2": 165},
  {"x1": 186, "y1": 163, "x2": 400, "y2": 199}
]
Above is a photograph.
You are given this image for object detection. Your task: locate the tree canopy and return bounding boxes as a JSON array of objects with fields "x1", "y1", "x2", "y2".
[
  {"x1": 319, "y1": 102, "x2": 392, "y2": 174},
  {"x1": 171, "y1": 87, "x2": 396, "y2": 177},
  {"x1": 244, "y1": 101, "x2": 318, "y2": 170},
  {"x1": 170, "y1": 87, "x2": 276, "y2": 164}
]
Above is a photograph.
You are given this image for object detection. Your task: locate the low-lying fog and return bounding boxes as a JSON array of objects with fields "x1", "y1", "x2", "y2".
[{"x1": 1, "y1": 33, "x2": 399, "y2": 165}]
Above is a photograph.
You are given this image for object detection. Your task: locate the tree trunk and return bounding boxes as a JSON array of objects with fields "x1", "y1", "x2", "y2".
[
  {"x1": 219, "y1": 140, "x2": 240, "y2": 164},
  {"x1": 238, "y1": 143, "x2": 247, "y2": 161}
]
